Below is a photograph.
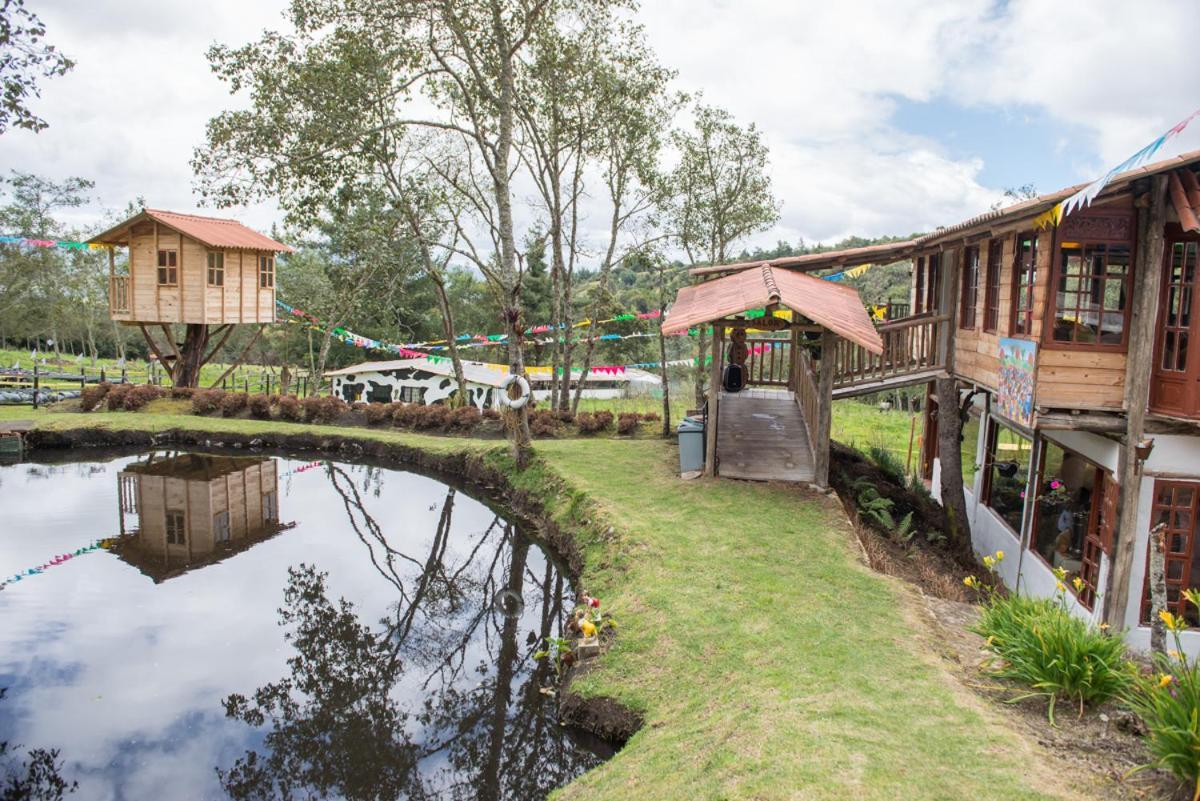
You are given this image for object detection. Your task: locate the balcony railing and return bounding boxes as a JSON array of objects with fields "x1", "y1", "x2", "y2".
[
  {"x1": 832, "y1": 313, "x2": 948, "y2": 391},
  {"x1": 110, "y1": 275, "x2": 130, "y2": 314}
]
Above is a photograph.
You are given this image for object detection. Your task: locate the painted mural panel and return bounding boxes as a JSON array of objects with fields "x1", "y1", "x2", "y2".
[{"x1": 997, "y1": 337, "x2": 1037, "y2": 428}]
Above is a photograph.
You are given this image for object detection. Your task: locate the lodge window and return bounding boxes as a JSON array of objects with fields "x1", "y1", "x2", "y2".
[
  {"x1": 984, "y1": 240, "x2": 1002, "y2": 333},
  {"x1": 1050, "y1": 243, "x2": 1131, "y2": 346},
  {"x1": 214, "y1": 510, "x2": 231, "y2": 543},
  {"x1": 399, "y1": 385, "x2": 425, "y2": 404},
  {"x1": 982, "y1": 419, "x2": 1033, "y2": 534},
  {"x1": 960, "y1": 246, "x2": 979, "y2": 330},
  {"x1": 1141, "y1": 481, "x2": 1200, "y2": 626},
  {"x1": 1029, "y1": 439, "x2": 1106, "y2": 609},
  {"x1": 259, "y1": 255, "x2": 275, "y2": 288},
  {"x1": 1159, "y1": 241, "x2": 1197, "y2": 374},
  {"x1": 157, "y1": 249, "x2": 178, "y2": 285},
  {"x1": 207, "y1": 252, "x2": 225, "y2": 287},
  {"x1": 1011, "y1": 233, "x2": 1037, "y2": 336},
  {"x1": 165, "y1": 510, "x2": 186, "y2": 545}
]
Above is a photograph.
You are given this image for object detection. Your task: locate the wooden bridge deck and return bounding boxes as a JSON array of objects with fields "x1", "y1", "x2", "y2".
[{"x1": 716, "y1": 388, "x2": 815, "y2": 483}]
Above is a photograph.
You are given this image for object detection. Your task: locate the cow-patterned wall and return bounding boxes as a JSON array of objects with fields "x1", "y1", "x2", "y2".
[{"x1": 331, "y1": 368, "x2": 497, "y2": 409}]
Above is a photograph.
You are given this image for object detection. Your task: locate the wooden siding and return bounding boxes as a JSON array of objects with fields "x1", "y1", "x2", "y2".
[{"x1": 114, "y1": 222, "x2": 275, "y2": 325}]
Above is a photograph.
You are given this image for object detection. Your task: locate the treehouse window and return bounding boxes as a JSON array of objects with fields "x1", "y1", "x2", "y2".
[
  {"x1": 207, "y1": 252, "x2": 225, "y2": 287},
  {"x1": 157, "y1": 249, "x2": 178, "y2": 285},
  {"x1": 983, "y1": 420, "x2": 1033, "y2": 535},
  {"x1": 259, "y1": 255, "x2": 274, "y2": 288},
  {"x1": 1011, "y1": 233, "x2": 1038, "y2": 336},
  {"x1": 984, "y1": 239, "x2": 1003, "y2": 333},
  {"x1": 960, "y1": 246, "x2": 979, "y2": 330},
  {"x1": 165, "y1": 510, "x2": 186, "y2": 545},
  {"x1": 1051, "y1": 243, "x2": 1131, "y2": 346},
  {"x1": 1141, "y1": 481, "x2": 1200, "y2": 626}
]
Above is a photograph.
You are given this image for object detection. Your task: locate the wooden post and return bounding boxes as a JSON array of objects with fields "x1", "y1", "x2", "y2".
[
  {"x1": 1104, "y1": 174, "x2": 1170, "y2": 628},
  {"x1": 814, "y1": 328, "x2": 836, "y2": 488},
  {"x1": 32, "y1": 364, "x2": 39, "y2": 409},
  {"x1": 704, "y1": 325, "x2": 724, "y2": 476},
  {"x1": 1148, "y1": 522, "x2": 1168, "y2": 655},
  {"x1": 935, "y1": 247, "x2": 972, "y2": 547}
]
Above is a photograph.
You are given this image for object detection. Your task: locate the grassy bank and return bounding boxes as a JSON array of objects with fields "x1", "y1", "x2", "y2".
[{"x1": 11, "y1": 408, "x2": 1080, "y2": 800}]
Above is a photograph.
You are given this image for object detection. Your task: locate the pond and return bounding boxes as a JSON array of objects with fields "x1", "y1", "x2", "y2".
[{"x1": 0, "y1": 449, "x2": 607, "y2": 800}]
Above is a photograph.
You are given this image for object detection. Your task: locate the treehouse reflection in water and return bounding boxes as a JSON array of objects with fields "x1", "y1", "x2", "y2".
[{"x1": 0, "y1": 451, "x2": 604, "y2": 800}]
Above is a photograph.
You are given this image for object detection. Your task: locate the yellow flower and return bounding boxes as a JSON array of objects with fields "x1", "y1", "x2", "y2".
[
  {"x1": 983, "y1": 555, "x2": 995, "y2": 569},
  {"x1": 1053, "y1": 566, "x2": 1068, "y2": 581},
  {"x1": 1056, "y1": 581, "x2": 1067, "y2": 593},
  {"x1": 1098, "y1": 622, "x2": 1111, "y2": 631},
  {"x1": 963, "y1": 575, "x2": 979, "y2": 589},
  {"x1": 1170, "y1": 650, "x2": 1183, "y2": 660},
  {"x1": 1159, "y1": 609, "x2": 1186, "y2": 632},
  {"x1": 1072, "y1": 576, "x2": 1085, "y2": 593},
  {"x1": 1157, "y1": 673, "x2": 1174, "y2": 689},
  {"x1": 1184, "y1": 588, "x2": 1200, "y2": 611},
  {"x1": 994, "y1": 550, "x2": 1005, "y2": 562},
  {"x1": 986, "y1": 635, "x2": 995, "y2": 646}
]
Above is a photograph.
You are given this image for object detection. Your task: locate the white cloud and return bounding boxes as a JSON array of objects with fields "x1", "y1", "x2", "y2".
[{"x1": 1, "y1": 0, "x2": 1197, "y2": 257}]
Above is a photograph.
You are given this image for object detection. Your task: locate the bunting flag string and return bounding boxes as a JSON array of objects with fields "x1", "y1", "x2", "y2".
[
  {"x1": 822, "y1": 262, "x2": 877, "y2": 282},
  {"x1": 0, "y1": 537, "x2": 117, "y2": 592},
  {"x1": 0, "y1": 235, "x2": 113, "y2": 251},
  {"x1": 1035, "y1": 107, "x2": 1200, "y2": 229}
]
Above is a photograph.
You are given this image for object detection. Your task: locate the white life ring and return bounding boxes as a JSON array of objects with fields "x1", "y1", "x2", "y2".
[{"x1": 499, "y1": 374, "x2": 531, "y2": 409}]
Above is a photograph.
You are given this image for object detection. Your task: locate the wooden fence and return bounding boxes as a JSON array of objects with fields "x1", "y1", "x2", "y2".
[{"x1": 744, "y1": 337, "x2": 792, "y2": 387}]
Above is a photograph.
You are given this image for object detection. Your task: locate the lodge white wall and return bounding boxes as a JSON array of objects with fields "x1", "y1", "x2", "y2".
[{"x1": 330, "y1": 369, "x2": 498, "y2": 409}]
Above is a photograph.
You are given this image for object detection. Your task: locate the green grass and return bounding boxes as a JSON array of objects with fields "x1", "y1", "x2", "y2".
[
  {"x1": 13, "y1": 409, "x2": 1082, "y2": 800},
  {"x1": 832, "y1": 399, "x2": 920, "y2": 464}
]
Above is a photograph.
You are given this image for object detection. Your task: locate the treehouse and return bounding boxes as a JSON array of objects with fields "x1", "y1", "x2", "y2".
[
  {"x1": 89, "y1": 209, "x2": 293, "y2": 386},
  {"x1": 112, "y1": 452, "x2": 292, "y2": 582}
]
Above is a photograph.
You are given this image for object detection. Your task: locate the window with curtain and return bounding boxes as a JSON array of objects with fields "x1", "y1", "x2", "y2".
[
  {"x1": 960, "y1": 246, "x2": 979, "y2": 329},
  {"x1": 1011, "y1": 233, "x2": 1037, "y2": 336}
]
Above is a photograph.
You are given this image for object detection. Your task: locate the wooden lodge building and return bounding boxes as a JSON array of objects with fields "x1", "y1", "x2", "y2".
[
  {"x1": 112, "y1": 453, "x2": 292, "y2": 582},
  {"x1": 673, "y1": 148, "x2": 1200, "y2": 652}
]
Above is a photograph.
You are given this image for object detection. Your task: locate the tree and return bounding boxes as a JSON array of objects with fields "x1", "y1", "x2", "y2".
[
  {"x1": 0, "y1": 0, "x2": 74, "y2": 134},
  {"x1": 663, "y1": 104, "x2": 780, "y2": 405}
]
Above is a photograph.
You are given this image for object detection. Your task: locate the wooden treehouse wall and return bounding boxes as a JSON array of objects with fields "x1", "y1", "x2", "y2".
[{"x1": 115, "y1": 222, "x2": 276, "y2": 326}]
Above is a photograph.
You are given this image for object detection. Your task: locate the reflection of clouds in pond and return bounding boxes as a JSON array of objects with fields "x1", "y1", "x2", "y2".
[{"x1": 0, "y1": 451, "x2": 599, "y2": 800}]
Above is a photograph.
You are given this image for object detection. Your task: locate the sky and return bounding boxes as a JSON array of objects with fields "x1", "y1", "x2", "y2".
[{"x1": 2, "y1": 0, "x2": 1199, "y2": 258}]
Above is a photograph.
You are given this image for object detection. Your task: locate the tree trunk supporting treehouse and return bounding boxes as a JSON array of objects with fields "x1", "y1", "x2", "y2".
[{"x1": 138, "y1": 323, "x2": 262, "y2": 388}]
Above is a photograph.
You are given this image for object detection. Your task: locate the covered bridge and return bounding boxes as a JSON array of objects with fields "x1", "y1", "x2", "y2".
[{"x1": 663, "y1": 264, "x2": 883, "y2": 487}]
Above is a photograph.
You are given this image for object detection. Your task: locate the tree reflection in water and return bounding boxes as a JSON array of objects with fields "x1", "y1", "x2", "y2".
[{"x1": 219, "y1": 465, "x2": 601, "y2": 801}]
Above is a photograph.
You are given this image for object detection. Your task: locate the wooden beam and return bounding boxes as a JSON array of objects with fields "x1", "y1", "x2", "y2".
[
  {"x1": 200, "y1": 324, "x2": 236, "y2": 368},
  {"x1": 1104, "y1": 174, "x2": 1170, "y2": 629},
  {"x1": 208, "y1": 325, "x2": 265, "y2": 388},
  {"x1": 814, "y1": 329, "x2": 836, "y2": 488},
  {"x1": 704, "y1": 325, "x2": 724, "y2": 476},
  {"x1": 137, "y1": 324, "x2": 172, "y2": 368}
]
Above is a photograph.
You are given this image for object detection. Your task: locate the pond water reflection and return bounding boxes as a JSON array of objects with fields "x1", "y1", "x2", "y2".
[{"x1": 0, "y1": 450, "x2": 605, "y2": 800}]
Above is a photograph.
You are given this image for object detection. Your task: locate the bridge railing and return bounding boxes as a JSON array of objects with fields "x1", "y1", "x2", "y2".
[{"x1": 831, "y1": 313, "x2": 947, "y2": 390}]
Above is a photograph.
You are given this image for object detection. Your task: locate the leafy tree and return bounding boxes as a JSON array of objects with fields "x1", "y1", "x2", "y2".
[
  {"x1": 663, "y1": 104, "x2": 780, "y2": 404},
  {"x1": 0, "y1": 0, "x2": 73, "y2": 134}
]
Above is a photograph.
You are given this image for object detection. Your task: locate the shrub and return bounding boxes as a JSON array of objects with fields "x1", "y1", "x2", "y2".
[
  {"x1": 530, "y1": 414, "x2": 559, "y2": 437},
  {"x1": 301, "y1": 395, "x2": 349, "y2": 424},
  {"x1": 970, "y1": 568, "x2": 1133, "y2": 722},
  {"x1": 481, "y1": 407, "x2": 501, "y2": 422},
  {"x1": 414, "y1": 403, "x2": 451, "y2": 431},
  {"x1": 640, "y1": 411, "x2": 661, "y2": 422},
  {"x1": 617, "y1": 412, "x2": 639, "y2": 435},
  {"x1": 248, "y1": 394, "x2": 273, "y2": 420},
  {"x1": 105, "y1": 384, "x2": 131, "y2": 411},
  {"x1": 448, "y1": 405, "x2": 481, "y2": 432},
  {"x1": 552, "y1": 409, "x2": 575, "y2": 423},
  {"x1": 1124, "y1": 592, "x2": 1200, "y2": 797},
  {"x1": 364, "y1": 402, "x2": 396, "y2": 426},
  {"x1": 191, "y1": 389, "x2": 225, "y2": 415},
  {"x1": 391, "y1": 402, "x2": 421, "y2": 429},
  {"x1": 576, "y1": 411, "x2": 613, "y2": 434},
  {"x1": 220, "y1": 392, "x2": 248, "y2": 417},
  {"x1": 122, "y1": 384, "x2": 162, "y2": 411},
  {"x1": 169, "y1": 386, "x2": 195, "y2": 400},
  {"x1": 276, "y1": 395, "x2": 303, "y2": 422},
  {"x1": 80, "y1": 382, "x2": 112, "y2": 412}
]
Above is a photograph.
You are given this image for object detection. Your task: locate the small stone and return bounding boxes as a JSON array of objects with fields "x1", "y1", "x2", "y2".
[{"x1": 576, "y1": 635, "x2": 601, "y2": 659}]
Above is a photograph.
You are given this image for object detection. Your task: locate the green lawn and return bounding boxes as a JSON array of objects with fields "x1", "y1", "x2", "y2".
[
  {"x1": 8, "y1": 408, "x2": 1083, "y2": 799},
  {"x1": 832, "y1": 399, "x2": 921, "y2": 465}
]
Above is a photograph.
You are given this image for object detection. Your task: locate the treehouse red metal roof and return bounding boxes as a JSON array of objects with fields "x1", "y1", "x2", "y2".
[
  {"x1": 662, "y1": 263, "x2": 884, "y2": 354},
  {"x1": 89, "y1": 209, "x2": 294, "y2": 252}
]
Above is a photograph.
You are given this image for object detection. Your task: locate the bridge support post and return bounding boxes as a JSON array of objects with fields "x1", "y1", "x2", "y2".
[{"x1": 814, "y1": 329, "x2": 836, "y2": 489}]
